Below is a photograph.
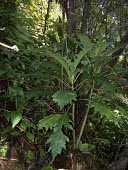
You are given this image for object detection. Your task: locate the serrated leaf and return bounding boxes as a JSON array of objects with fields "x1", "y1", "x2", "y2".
[
  {"x1": 55, "y1": 113, "x2": 73, "y2": 130},
  {"x1": 25, "y1": 90, "x2": 49, "y2": 100},
  {"x1": 45, "y1": 113, "x2": 72, "y2": 159},
  {"x1": 53, "y1": 90, "x2": 77, "y2": 110},
  {"x1": 77, "y1": 34, "x2": 93, "y2": 49},
  {"x1": 72, "y1": 48, "x2": 90, "y2": 70},
  {"x1": 93, "y1": 77, "x2": 115, "y2": 93},
  {"x1": 11, "y1": 111, "x2": 22, "y2": 128},
  {"x1": 93, "y1": 42, "x2": 109, "y2": 56},
  {"x1": 42, "y1": 49, "x2": 69, "y2": 72},
  {"x1": 91, "y1": 101, "x2": 119, "y2": 124},
  {"x1": 47, "y1": 129, "x2": 69, "y2": 160},
  {"x1": 38, "y1": 114, "x2": 62, "y2": 130}
]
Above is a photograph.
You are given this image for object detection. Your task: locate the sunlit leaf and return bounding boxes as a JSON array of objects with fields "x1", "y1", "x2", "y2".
[{"x1": 11, "y1": 111, "x2": 22, "y2": 128}]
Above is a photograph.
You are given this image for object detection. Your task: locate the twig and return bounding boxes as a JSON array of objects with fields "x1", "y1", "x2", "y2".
[
  {"x1": 0, "y1": 27, "x2": 5, "y2": 30},
  {"x1": 0, "y1": 42, "x2": 19, "y2": 52},
  {"x1": 76, "y1": 81, "x2": 95, "y2": 147}
]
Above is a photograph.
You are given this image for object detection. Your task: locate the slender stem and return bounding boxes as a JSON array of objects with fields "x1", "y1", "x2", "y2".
[
  {"x1": 61, "y1": 66, "x2": 64, "y2": 90},
  {"x1": 76, "y1": 81, "x2": 95, "y2": 147},
  {"x1": 72, "y1": 102, "x2": 76, "y2": 147},
  {"x1": 71, "y1": 82, "x2": 76, "y2": 148}
]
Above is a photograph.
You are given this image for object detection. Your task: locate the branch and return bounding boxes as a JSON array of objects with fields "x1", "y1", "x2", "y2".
[
  {"x1": 0, "y1": 42, "x2": 19, "y2": 52},
  {"x1": 0, "y1": 27, "x2": 5, "y2": 31}
]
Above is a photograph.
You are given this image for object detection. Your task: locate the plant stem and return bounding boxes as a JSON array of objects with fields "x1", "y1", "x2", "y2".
[
  {"x1": 72, "y1": 102, "x2": 76, "y2": 148},
  {"x1": 76, "y1": 81, "x2": 95, "y2": 147},
  {"x1": 71, "y1": 82, "x2": 76, "y2": 148}
]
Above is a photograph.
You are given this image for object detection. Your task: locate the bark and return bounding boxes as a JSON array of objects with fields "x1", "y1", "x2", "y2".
[
  {"x1": 43, "y1": 0, "x2": 52, "y2": 35},
  {"x1": 62, "y1": 0, "x2": 75, "y2": 35},
  {"x1": 81, "y1": 0, "x2": 91, "y2": 34},
  {"x1": 67, "y1": 0, "x2": 75, "y2": 35}
]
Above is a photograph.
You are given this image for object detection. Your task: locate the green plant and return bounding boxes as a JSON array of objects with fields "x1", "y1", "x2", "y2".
[
  {"x1": 0, "y1": 1, "x2": 127, "y2": 168},
  {"x1": 0, "y1": 138, "x2": 8, "y2": 157},
  {"x1": 41, "y1": 165, "x2": 53, "y2": 170},
  {"x1": 38, "y1": 34, "x2": 128, "y2": 160}
]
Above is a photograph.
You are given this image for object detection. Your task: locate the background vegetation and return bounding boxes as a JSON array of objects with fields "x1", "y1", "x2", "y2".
[{"x1": 0, "y1": 0, "x2": 128, "y2": 170}]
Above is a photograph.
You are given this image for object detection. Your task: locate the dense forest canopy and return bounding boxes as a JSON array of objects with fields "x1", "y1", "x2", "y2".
[{"x1": 0, "y1": 0, "x2": 128, "y2": 170}]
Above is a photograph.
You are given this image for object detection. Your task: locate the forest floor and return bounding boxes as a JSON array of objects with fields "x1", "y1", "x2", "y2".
[{"x1": 1, "y1": 147, "x2": 128, "y2": 170}]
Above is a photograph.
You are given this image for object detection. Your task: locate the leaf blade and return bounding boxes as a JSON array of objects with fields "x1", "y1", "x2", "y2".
[
  {"x1": 52, "y1": 90, "x2": 77, "y2": 110},
  {"x1": 11, "y1": 111, "x2": 22, "y2": 128}
]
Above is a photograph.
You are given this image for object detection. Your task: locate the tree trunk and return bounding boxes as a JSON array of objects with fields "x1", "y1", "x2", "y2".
[
  {"x1": 81, "y1": 0, "x2": 91, "y2": 34},
  {"x1": 65, "y1": 0, "x2": 75, "y2": 35}
]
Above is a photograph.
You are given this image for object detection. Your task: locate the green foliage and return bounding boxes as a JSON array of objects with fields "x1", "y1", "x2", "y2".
[
  {"x1": 41, "y1": 165, "x2": 53, "y2": 170},
  {"x1": 93, "y1": 77, "x2": 116, "y2": 93},
  {"x1": 19, "y1": 122, "x2": 27, "y2": 132},
  {"x1": 42, "y1": 34, "x2": 93, "y2": 86},
  {"x1": 78, "y1": 142, "x2": 94, "y2": 154},
  {"x1": 77, "y1": 34, "x2": 93, "y2": 49},
  {"x1": 0, "y1": 0, "x2": 127, "y2": 168},
  {"x1": 4, "y1": 111, "x2": 22, "y2": 128},
  {"x1": 91, "y1": 101, "x2": 119, "y2": 125},
  {"x1": 38, "y1": 114, "x2": 62, "y2": 130},
  {"x1": 0, "y1": 69, "x2": 6, "y2": 77},
  {"x1": 11, "y1": 111, "x2": 22, "y2": 128},
  {"x1": 40, "y1": 32, "x2": 127, "y2": 161},
  {"x1": 24, "y1": 150, "x2": 35, "y2": 161},
  {"x1": 0, "y1": 138, "x2": 8, "y2": 157},
  {"x1": 53, "y1": 91, "x2": 77, "y2": 110},
  {"x1": 39, "y1": 114, "x2": 72, "y2": 159},
  {"x1": 47, "y1": 129, "x2": 69, "y2": 160},
  {"x1": 26, "y1": 132, "x2": 35, "y2": 142}
]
